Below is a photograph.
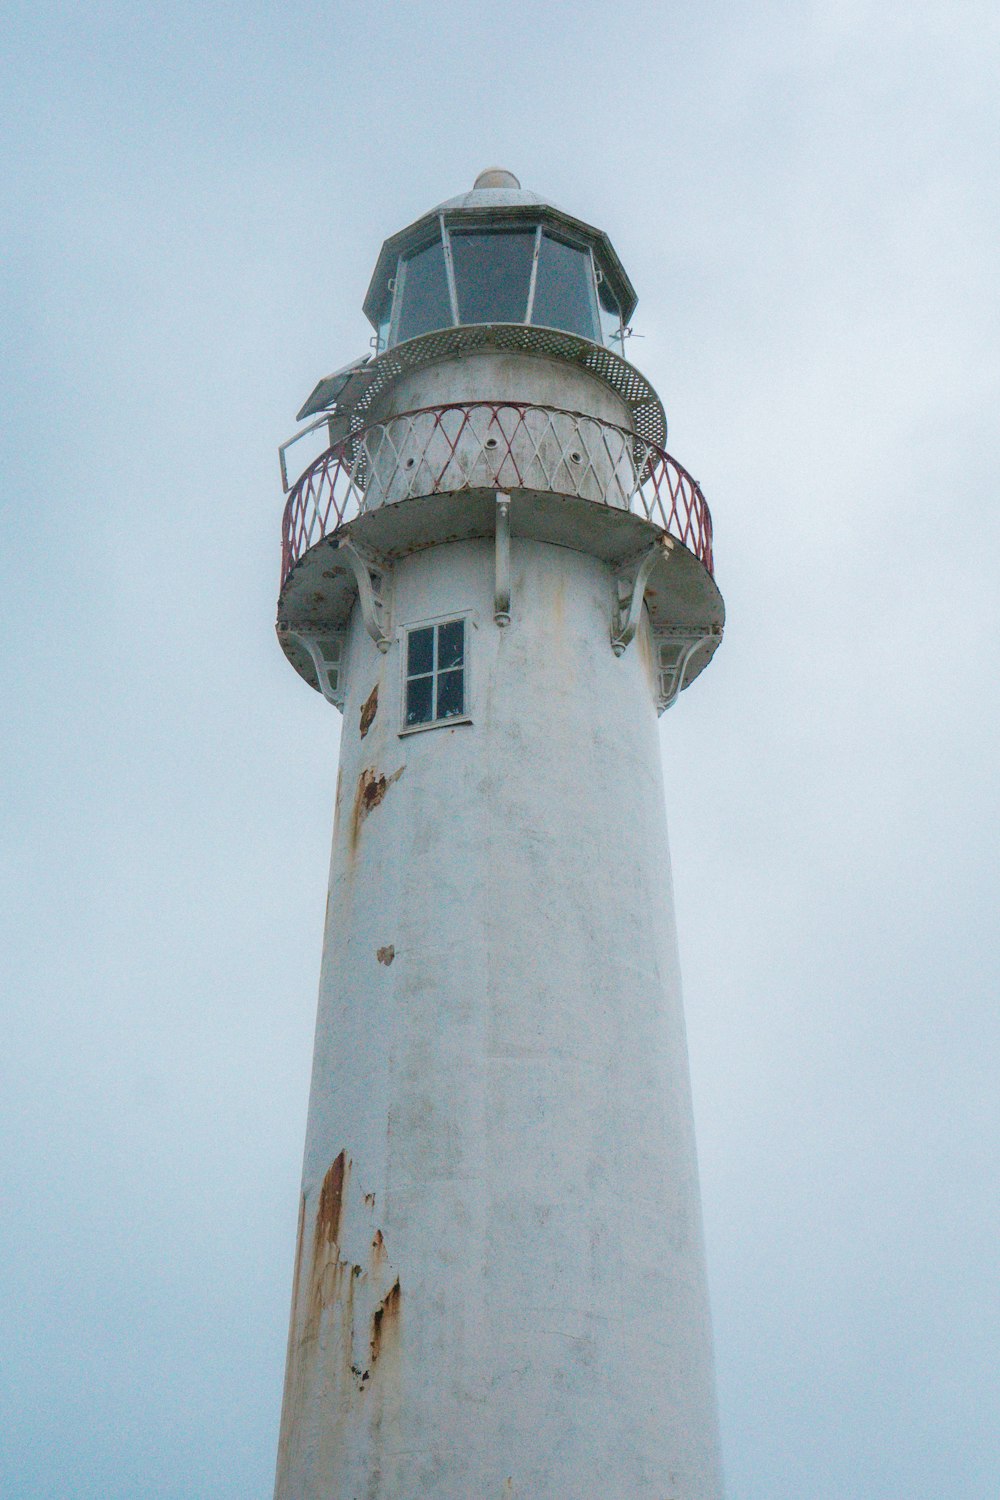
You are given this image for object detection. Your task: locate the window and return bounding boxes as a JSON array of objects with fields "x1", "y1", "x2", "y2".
[
  {"x1": 374, "y1": 293, "x2": 392, "y2": 354},
  {"x1": 451, "y1": 229, "x2": 536, "y2": 325},
  {"x1": 597, "y1": 269, "x2": 624, "y2": 347},
  {"x1": 383, "y1": 219, "x2": 618, "y2": 350},
  {"x1": 404, "y1": 618, "x2": 466, "y2": 729},
  {"x1": 530, "y1": 233, "x2": 599, "y2": 341},
  {"x1": 394, "y1": 237, "x2": 453, "y2": 344}
]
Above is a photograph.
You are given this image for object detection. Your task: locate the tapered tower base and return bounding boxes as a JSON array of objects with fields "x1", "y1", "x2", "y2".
[{"x1": 274, "y1": 537, "x2": 723, "y2": 1500}]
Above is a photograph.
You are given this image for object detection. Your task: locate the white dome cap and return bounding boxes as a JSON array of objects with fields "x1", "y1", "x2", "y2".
[{"x1": 473, "y1": 167, "x2": 521, "y2": 190}]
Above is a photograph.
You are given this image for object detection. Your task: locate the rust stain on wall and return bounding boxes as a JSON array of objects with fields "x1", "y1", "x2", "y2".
[
  {"x1": 301, "y1": 1151, "x2": 353, "y2": 1354},
  {"x1": 359, "y1": 683, "x2": 379, "y2": 738},
  {"x1": 370, "y1": 1279, "x2": 401, "y2": 1365},
  {"x1": 314, "y1": 1151, "x2": 347, "y2": 1252},
  {"x1": 276, "y1": 1154, "x2": 405, "y2": 1492},
  {"x1": 350, "y1": 765, "x2": 404, "y2": 852},
  {"x1": 376, "y1": 945, "x2": 395, "y2": 966}
]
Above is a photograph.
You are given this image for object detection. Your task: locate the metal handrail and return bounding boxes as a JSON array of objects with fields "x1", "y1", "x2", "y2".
[{"x1": 280, "y1": 401, "x2": 714, "y2": 586}]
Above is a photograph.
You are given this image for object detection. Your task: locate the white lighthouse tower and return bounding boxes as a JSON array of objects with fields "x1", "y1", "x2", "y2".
[{"x1": 272, "y1": 169, "x2": 725, "y2": 1500}]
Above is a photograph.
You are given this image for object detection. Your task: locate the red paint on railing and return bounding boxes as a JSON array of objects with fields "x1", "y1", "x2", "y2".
[{"x1": 280, "y1": 402, "x2": 713, "y2": 587}]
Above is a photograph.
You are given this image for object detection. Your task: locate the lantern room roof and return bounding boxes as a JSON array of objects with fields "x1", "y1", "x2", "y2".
[{"x1": 362, "y1": 172, "x2": 638, "y2": 328}]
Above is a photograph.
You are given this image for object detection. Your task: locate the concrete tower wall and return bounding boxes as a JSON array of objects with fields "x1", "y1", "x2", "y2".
[
  {"x1": 274, "y1": 530, "x2": 724, "y2": 1498},
  {"x1": 370, "y1": 350, "x2": 633, "y2": 426},
  {"x1": 364, "y1": 353, "x2": 639, "y2": 512}
]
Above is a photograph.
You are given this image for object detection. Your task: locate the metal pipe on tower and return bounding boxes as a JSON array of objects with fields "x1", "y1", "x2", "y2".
[{"x1": 272, "y1": 170, "x2": 726, "y2": 1500}]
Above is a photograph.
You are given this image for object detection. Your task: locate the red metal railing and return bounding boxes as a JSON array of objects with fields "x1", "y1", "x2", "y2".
[{"x1": 280, "y1": 401, "x2": 714, "y2": 586}]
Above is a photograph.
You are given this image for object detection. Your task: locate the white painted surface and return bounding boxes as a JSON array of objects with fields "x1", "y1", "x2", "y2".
[
  {"x1": 274, "y1": 530, "x2": 724, "y2": 1499},
  {"x1": 370, "y1": 350, "x2": 633, "y2": 426}
]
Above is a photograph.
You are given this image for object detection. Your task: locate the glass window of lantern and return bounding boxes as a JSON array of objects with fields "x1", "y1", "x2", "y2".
[
  {"x1": 393, "y1": 236, "x2": 454, "y2": 345},
  {"x1": 403, "y1": 618, "x2": 468, "y2": 730},
  {"x1": 597, "y1": 269, "x2": 624, "y2": 348},
  {"x1": 450, "y1": 229, "x2": 536, "y2": 325},
  {"x1": 375, "y1": 292, "x2": 392, "y2": 353},
  {"x1": 530, "y1": 233, "x2": 599, "y2": 341}
]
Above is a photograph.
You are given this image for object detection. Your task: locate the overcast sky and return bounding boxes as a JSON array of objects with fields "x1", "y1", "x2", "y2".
[{"x1": 2, "y1": 2, "x2": 998, "y2": 1497}]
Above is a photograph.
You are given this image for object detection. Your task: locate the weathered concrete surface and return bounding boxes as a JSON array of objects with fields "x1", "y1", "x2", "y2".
[{"x1": 274, "y1": 534, "x2": 724, "y2": 1500}]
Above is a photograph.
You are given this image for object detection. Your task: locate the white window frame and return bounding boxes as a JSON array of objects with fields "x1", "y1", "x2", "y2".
[{"x1": 398, "y1": 610, "x2": 475, "y2": 736}]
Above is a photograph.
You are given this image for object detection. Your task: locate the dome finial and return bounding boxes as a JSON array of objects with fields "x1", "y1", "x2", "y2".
[{"x1": 473, "y1": 167, "x2": 520, "y2": 190}]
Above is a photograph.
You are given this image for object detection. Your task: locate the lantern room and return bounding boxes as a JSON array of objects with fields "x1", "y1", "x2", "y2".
[{"x1": 362, "y1": 168, "x2": 637, "y2": 353}]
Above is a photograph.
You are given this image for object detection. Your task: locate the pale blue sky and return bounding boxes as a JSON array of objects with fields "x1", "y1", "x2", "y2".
[{"x1": 2, "y1": 3, "x2": 998, "y2": 1497}]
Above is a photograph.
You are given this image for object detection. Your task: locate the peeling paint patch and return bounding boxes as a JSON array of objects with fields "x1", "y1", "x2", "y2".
[
  {"x1": 350, "y1": 765, "x2": 404, "y2": 850},
  {"x1": 376, "y1": 945, "x2": 395, "y2": 966},
  {"x1": 359, "y1": 683, "x2": 379, "y2": 738},
  {"x1": 314, "y1": 1151, "x2": 347, "y2": 1251}
]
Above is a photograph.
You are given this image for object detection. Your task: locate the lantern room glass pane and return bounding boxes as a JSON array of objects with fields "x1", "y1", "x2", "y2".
[
  {"x1": 395, "y1": 239, "x2": 453, "y2": 344},
  {"x1": 597, "y1": 274, "x2": 623, "y2": 347},
  {"x1": 451, "y1": 230, "x2": 535, "y2": 325},
  {"x1": 376, "y1": 296, "x2": 392, "y2": 353},
  {"x1": 531, "y1": 234, "x2": 598, "y2": 341}
]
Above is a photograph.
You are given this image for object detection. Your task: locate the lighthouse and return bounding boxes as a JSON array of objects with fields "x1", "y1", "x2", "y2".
[{"x1": 272, "y1": 169, "x2": 725, "y2": 1499}]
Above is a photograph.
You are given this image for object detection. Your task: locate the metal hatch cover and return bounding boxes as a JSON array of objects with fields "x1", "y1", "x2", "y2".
[{"x1": 296, "y1": 354, "x2": 372, "y2": 422}]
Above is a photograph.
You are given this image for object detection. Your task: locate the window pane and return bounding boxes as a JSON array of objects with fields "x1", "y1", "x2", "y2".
[
  {"x1": 436, "y1": 669, "x2": 464, "y2": 720},
  {"x1": 531, "y1": 234, "x2": 598, "y2": 340},
  {"x1": 437, "y1": 619, "x2": 465, "y2": 671},
  {"x1": 395, "y1": 239, "x2": 453, "y2": 344},
  {"x1": 406, "y1": 675, "x2": 433, "y2": 726},
  {"x1": 597, "y1": 273, "x2": 623, "y2": 347},
  {"x1": 407, "y1": 626, "x2": 434, "y2": 676},
  {"x1": 451, "y1": 231, "x2": 535, "y2": 325},
  {"x1": 376, "y1": 298, "x2": 392, "y2": 353}
]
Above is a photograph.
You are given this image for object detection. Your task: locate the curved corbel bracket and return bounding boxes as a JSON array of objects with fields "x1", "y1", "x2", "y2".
[
  {"x1": 611, "y1": 537, "x2": 674, "y2": 656},
  {"x1": 331, "y1": 538, "x2": 392, "y2": 653},
  {"x1": 287, "y1": 629, "x2": 348, "y2": 709},
  {"x1": 495, "y1": 491, "x2": 511, "y2": 626},
  {"x1": 657, "y1": 633, "x2": 711, "y2": 712}
]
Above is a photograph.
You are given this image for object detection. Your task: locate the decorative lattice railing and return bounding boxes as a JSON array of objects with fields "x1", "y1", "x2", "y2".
[{"x1": 281, "y1": 401, "x2": 713, "y2": 586}]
